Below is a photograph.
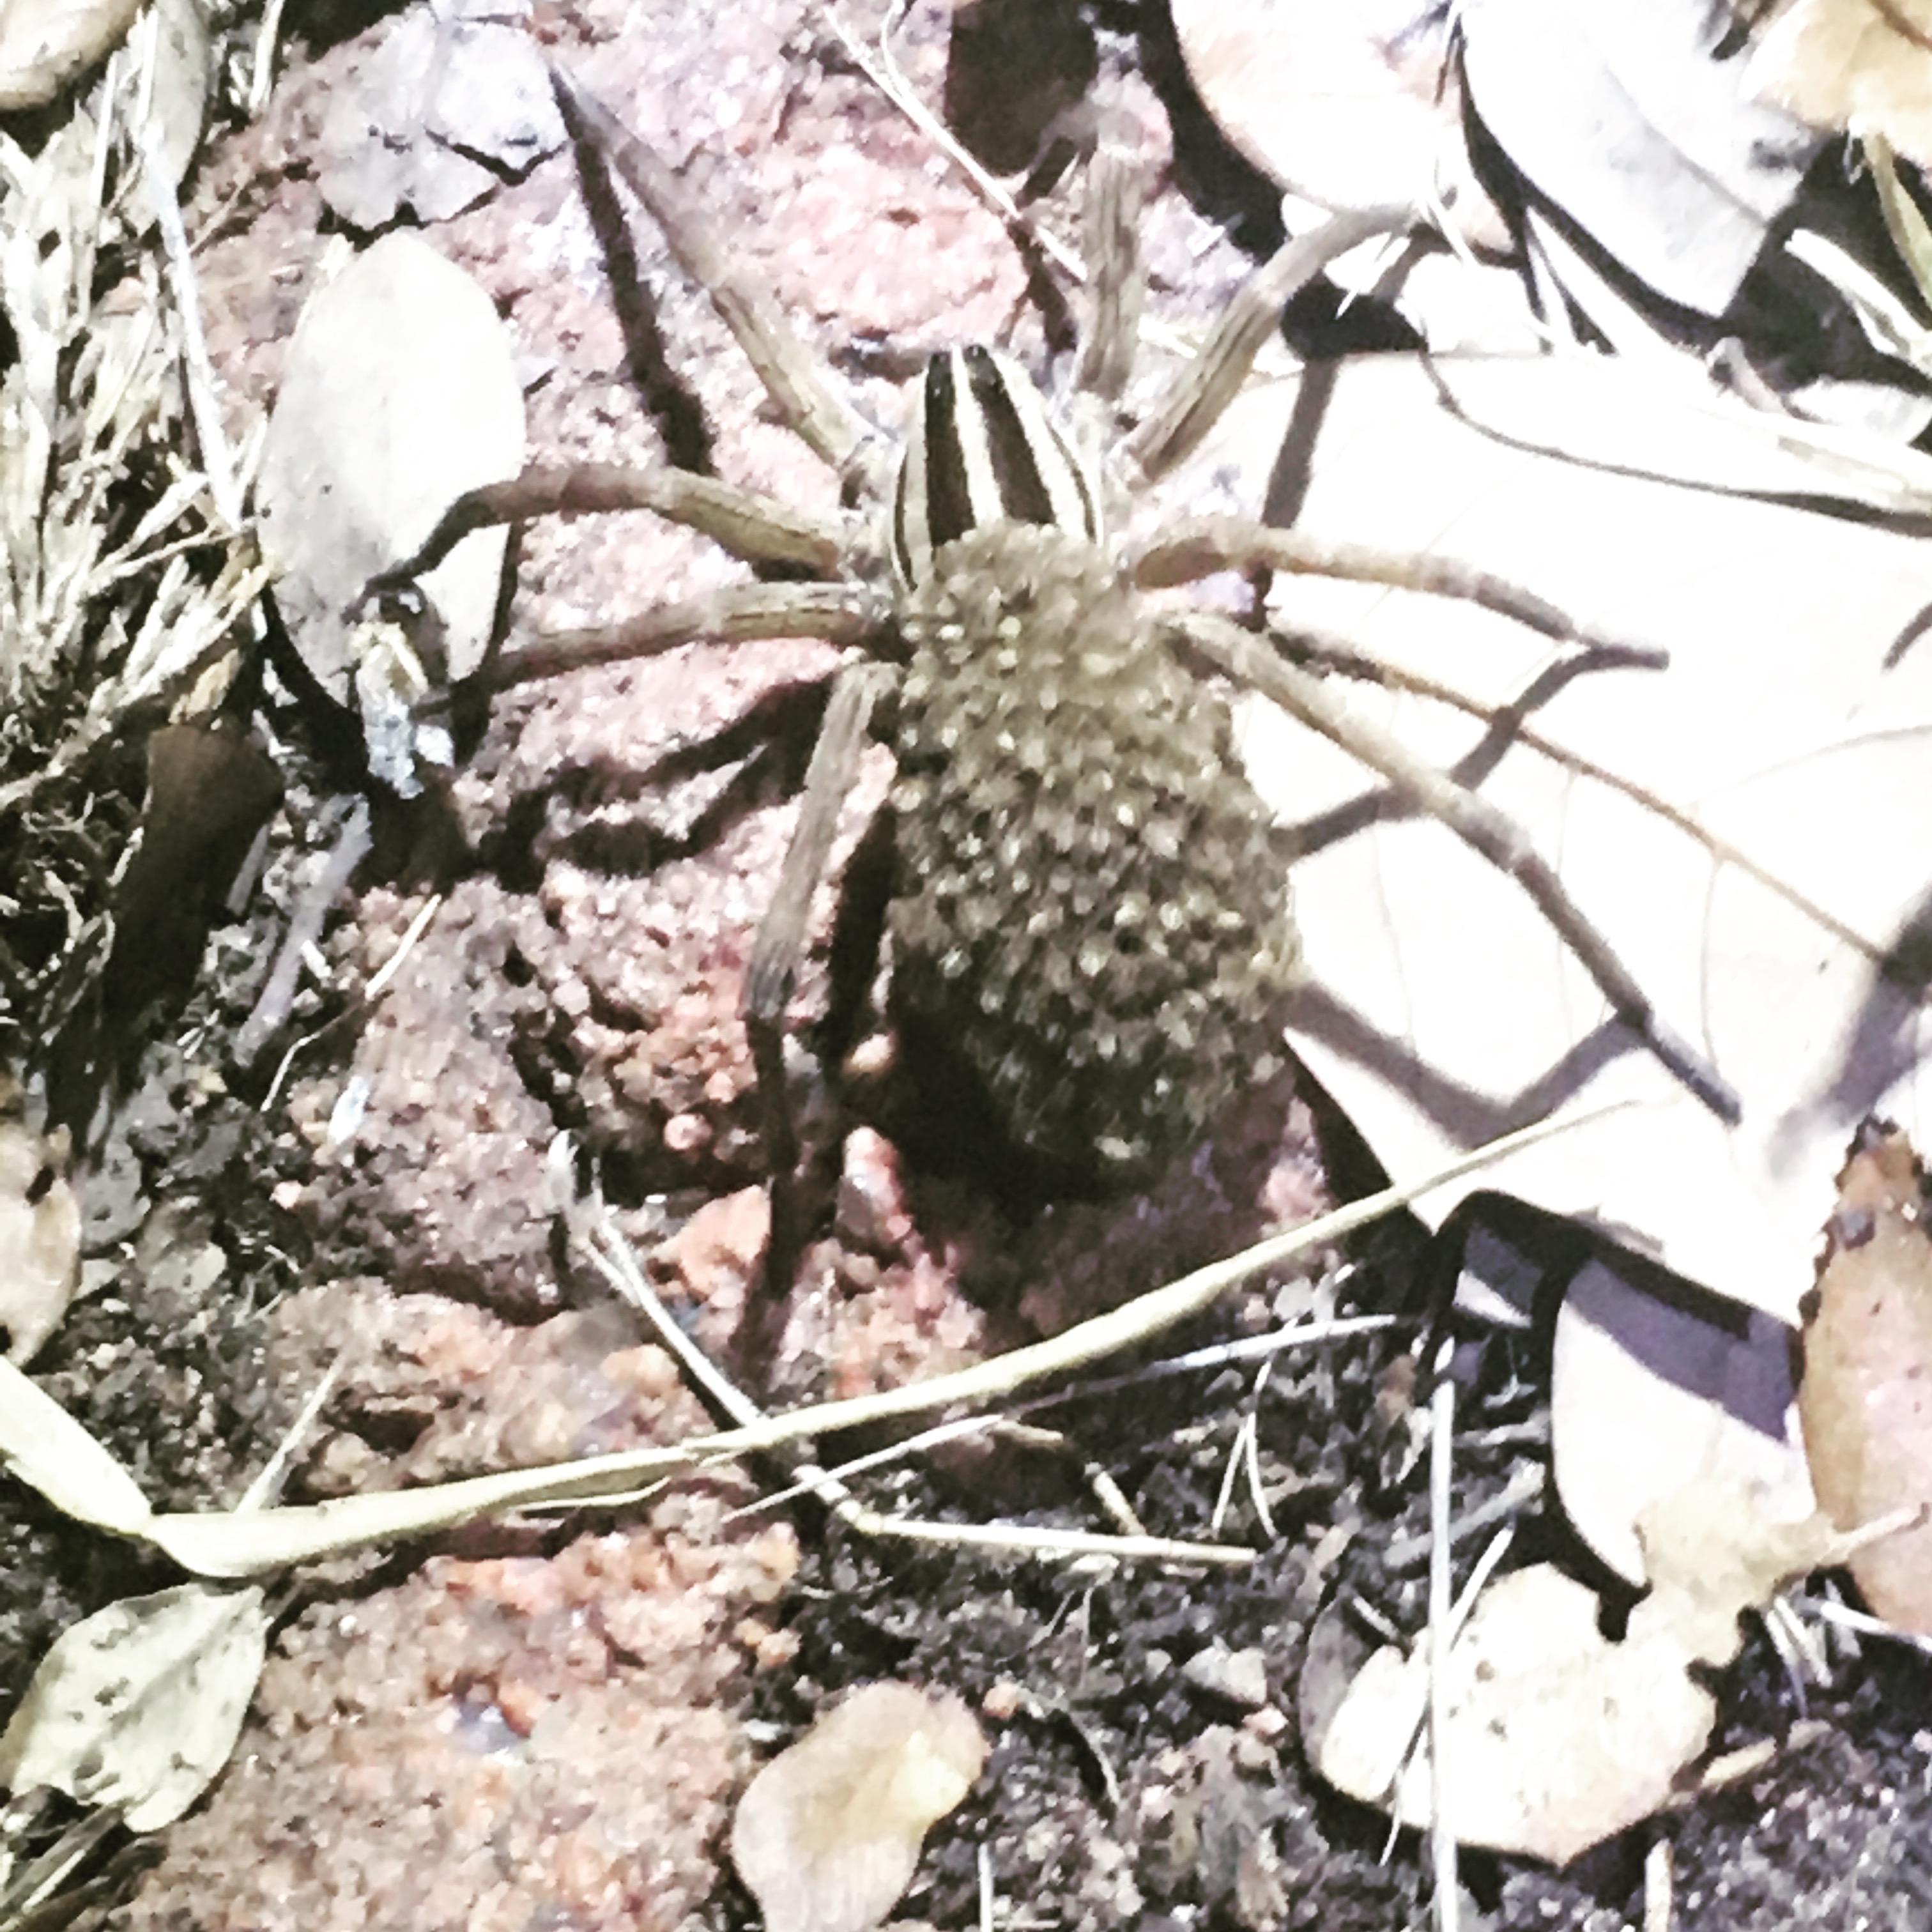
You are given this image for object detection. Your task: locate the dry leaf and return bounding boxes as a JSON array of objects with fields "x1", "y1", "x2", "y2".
[
  {"x1": 1170, "y1": 0, "x2": 1503, "y2": 248},
  {"x1": 1460, "y1": 0, "x2": 1822, "y2": 315},
  {"x1": 0, "y1": 0, "x2": 139, "y2": 110},
  {"x1": 1317, "y1": 1476, "x2": 1838, "y2": 1863},
  {"x1": 0, "y1": 1354, "x2": 153, "y2": 1537},
  {"x1": 135, "y1": 0, "x2": 209, "y2": 197},
  {"x1": 731, "y1": 1682, "x2": 987, "y2": 1932},
  {"x1": 1551, "y1": 1258, "x2": 1814, "y2": 1584},
  {"x1": 0, "y1": 1583, "x2": 268, "y2": 1830},
  {"x1": 1169, "y1": 352, "x2": 1932, "y2": 1332},
  {"x1": 256, "y1": 230, "x2": 525, "y2": 712},
  {"x1": 315, "y1": 0, "x2": 564, "y2": 230},
  {"x1": 1799, "y1": 1123, "x2": 1932, "y2": 1631},
  {"x1": 1747, "y1": 0, "x2": 1932, "y2": 168},
  {"x1": 0, "y1": 1083, "x2": 78, "y2": 1365}
]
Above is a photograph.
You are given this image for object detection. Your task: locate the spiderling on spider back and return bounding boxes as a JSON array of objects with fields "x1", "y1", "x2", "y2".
[
  {"x1": 369, "y1": 65, "x2": 1738, "y2": 1259},
  {"x1": 889, "y1": 518, "x2": 1302, "y2": 1181}
]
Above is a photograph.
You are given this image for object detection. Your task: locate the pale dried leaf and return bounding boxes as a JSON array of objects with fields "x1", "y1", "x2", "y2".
[
  {"x1": 730, "y1": 1683, "x2": 987, "y2": 1932},
  {"x1": 0, "y1": 0, "x2": 139, "y2": 110},
  {"x1": 1318, "y1": 1563, "x2": 1716, "y2": 1864},
  {"x1": 1551, "y1": 1259, "x2": 1814, "y2": 1584},
  {"x1": 1800, "y1": 1124, "x2": 1932, "y2": 1631},
  {"x1": 1460, "y1": 0, "x2": 1822, "y2": 314},
  {"x1": 0, "y1": 1099, "x2": 77, "y2": 1365},
  {"x1": 1747, "y1": 0, "x2": 1932, "y2": 168},
  {"x1": 0, "y1": 1356, "x2": 150, "y2": 1537},
  {"x1": 1319, "y1": 1480, "x2": 1838, "y2": 1862},
  {"x1": 0, "y1": 1583, "x2": 268, "y2": 1830},
  {"x1": 257, "y1": 231, "x2": 525, "y2": 707},
  {"x1": 1170, "y1": 0, "x2": 1502, "y2": 247},
  {"x1": 1171, "y1": 352, "x2": 1932, "y2": 1330}
]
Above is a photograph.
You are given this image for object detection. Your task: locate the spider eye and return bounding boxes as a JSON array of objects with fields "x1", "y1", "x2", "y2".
[{"x1": 893, "y1": 346, "x2": 1096, "y2": 584}]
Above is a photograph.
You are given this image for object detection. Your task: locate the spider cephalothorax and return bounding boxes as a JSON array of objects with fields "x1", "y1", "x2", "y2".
[{"x1": 372, "y1": 64, "x2": 1735, "y2": 1282}]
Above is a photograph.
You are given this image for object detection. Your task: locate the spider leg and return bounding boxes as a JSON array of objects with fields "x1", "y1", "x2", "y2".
[
  {"x1": 1132, "y1": 516, "x2": 1659, "y2": 659},
  {"x1": 1165, "y1": 608, "x2": 1742, "y2": 1124},
  {"x1": 549, "y1": 65, "x2": 875, "y2": 482},
  {"x1": 488, "y1": 581, "x2": 892, "y2": 689},
  {"x1": 743, "y1": 660, "x2": 900, "y2": 1306},
  {"x1": 1073, "y1": 139, "x2": 1144, "y2": 407},
  {"x1": 1126, "y1": 206, "x2": 1411, "y2": 483},
  {"x1": 369, "y1": 466, "x2": 861, "y2": 598}
]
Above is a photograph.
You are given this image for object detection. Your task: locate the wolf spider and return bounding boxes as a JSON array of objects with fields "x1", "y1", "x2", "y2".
[{"x1": 372, "y1": 65, "x2": 1736, "y2": 1286}]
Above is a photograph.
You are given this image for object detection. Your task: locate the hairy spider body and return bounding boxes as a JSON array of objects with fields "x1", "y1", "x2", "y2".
[
  {"x1": 891, "y1": 521, "x2": 1301, "y2": 1177},
  {"x1": 376, "y1": 66, "x2": 1737, "y2": 1284}
]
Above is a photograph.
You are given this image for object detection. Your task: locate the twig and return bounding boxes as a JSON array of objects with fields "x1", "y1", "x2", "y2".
[
  {"x1": 364, "y1": 893, "x2": 443, "y2": 1000},
  {"x1": 236, "y1": 801, "x2": 372, "y2": 1067},
  {"x1": 1427, "y1": 1342, "x2": 1459, "y2": 1932},
  {"x1": 1209, "y1": 1416, "x2": 1246, "y2": 1538},
  {"x1": 566, "y1": 1161, "x2": 1253, "y2": 1566},
  {"x1": 134, "y1": 123, "x2": 242, "y2": 530},
  {"x1": 1242, "y1": 1408, "x2": 1276, "y2": 1541},
  {"x1": 238, "y1": 1360, "x2": 344, "y2": 1513},
  {"x1": 93, "y1": 1104, "x2": 1622, "y2": 1577},
  {"x1": 1792, "y1": 1593, "x2": 1932, "y2": 1659},
  {"x1": 1643, "y1": 1839, "x2": 1673, "y2": 1932}
]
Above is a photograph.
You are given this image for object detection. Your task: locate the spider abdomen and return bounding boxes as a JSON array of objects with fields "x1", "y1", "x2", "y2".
[{"x1": 889, "y1": 523, "x2": 1303, "y2": 1179}]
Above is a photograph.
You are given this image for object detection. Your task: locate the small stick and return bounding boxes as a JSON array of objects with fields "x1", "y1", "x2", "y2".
[
  {"x1": 236, "y1": 801, "x2": 371, "y2": 1067},
  {"x1": 1427, "y1": 1342, "x2": 1459, "y2": 1932},
  {"x1": 565, "y1": 1156, "x2": 1250, "y2": 1567},
  {"x1": 1643, "y1": 1839, "x2": 1673, "y2": 1932}
]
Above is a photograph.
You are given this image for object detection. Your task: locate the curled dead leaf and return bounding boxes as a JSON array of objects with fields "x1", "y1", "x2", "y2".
[
  {"x1": 731, "y1": 1682, "x2": 987, "y2": 1932},
  {"x1": 1799, "y1": 1123, "x2": 1932, "y2": 1632}
]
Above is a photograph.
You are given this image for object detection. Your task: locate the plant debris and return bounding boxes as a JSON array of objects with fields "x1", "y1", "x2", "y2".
[
  {"x1": 0, "y1": 1075, "x2": 78, "y2": 1365},
  {"x1": 730, "y1": 1681, "x2": 987, "y2": 1932},
  {"x1": 1800, "y1": 1122, "x2": 1932, "y2": 1632},
  {"x1": 0, "y1": 1581, "x2": 268, "y2": 1831},
  {"x1": 1316, "y1": 1475, "x2": 1844, "y2": 1865},
  {"x1": 256, "y1": 227, "x2": 525, "y2": 723}
]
